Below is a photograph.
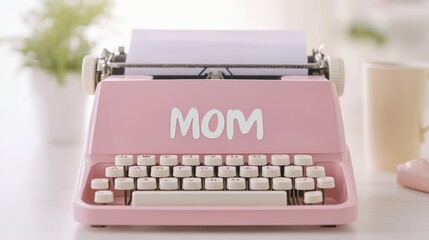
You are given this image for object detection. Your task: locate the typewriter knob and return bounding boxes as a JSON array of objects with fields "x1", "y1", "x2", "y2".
[
  {"x1": 327, "y1": 57, "x2": 345, "y2": 97},
  {"x1": 82, "y1": 55, "x2": 98, "y2": 95}
]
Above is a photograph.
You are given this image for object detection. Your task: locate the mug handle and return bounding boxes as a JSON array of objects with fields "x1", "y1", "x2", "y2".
[
  {"x1": 421, "y1": 126, "x2": 429, "y2": 142},
  {"x1": 420, "y1": 72, "x2": 429, "y2": 142}
]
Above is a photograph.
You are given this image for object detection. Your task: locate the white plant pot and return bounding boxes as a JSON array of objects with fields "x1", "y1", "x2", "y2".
[{"x1": 32, "y1": 69, "x2": 87, "y2": 143}]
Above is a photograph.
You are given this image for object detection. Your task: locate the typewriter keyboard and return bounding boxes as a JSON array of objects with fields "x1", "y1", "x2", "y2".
[{"x1": 90, "y1": 155, "x2": 335, "y2": 206}]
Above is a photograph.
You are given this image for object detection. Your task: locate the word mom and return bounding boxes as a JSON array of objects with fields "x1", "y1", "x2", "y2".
[{"x1": 170, "y1": 107, "x2": 264, "y2": 140}]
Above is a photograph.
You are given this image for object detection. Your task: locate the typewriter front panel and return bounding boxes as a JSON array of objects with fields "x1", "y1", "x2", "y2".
[
  {"x1": 73, "y1": 76, "x2": 358, "y2": 226},
  {"x1": 86, "y1": 77, "x2": 345, "y2": 156}
]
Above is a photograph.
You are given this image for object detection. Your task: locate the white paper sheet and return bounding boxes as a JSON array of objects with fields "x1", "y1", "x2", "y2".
[{"x1": 125, "y1": 29, "x2": 307, "y2": 76}]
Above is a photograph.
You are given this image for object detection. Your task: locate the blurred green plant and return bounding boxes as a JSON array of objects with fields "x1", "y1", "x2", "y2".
[
  {"x1": 348, "y1": 22, "x2": 387, "y2": 46},
  {"x1": 18, "y1": 0, "x2": 110, "y2": 85}
]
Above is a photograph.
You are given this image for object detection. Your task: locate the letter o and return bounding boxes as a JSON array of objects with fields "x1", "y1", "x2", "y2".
[{"x1": 201, "y1": 109, "x2": 224, "y2": 139}]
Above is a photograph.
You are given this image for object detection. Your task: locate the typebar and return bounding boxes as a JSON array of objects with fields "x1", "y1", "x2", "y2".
[{"x1": 132, "y1": 191, "x2": 287, "y2": 206}]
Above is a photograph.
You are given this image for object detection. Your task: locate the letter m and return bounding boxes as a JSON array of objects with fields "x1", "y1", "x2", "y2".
[
  {"x1": 170, "y1": 107, "x2": 200, "y2": 139},
  {"x1": 227, "y1": 109, "x2": 264, "y2": 140}
]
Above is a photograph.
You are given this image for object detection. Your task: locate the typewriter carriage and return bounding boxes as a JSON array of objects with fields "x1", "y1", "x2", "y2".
[{"x1": 81, "y1": 46, "x2": 345, "y2": 96}]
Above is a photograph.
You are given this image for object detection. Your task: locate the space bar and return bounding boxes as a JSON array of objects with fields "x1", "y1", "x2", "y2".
[{"x1": 132, "y1": 191, "x2": 287, "y2": 206}]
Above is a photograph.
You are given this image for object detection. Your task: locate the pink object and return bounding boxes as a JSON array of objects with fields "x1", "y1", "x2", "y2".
[
  {"x1": 397, "y1": 159, "x2": 429, "y2": 193},
  {"x1": 72, "y1": 75, "x2": 358, "y2": 226}
]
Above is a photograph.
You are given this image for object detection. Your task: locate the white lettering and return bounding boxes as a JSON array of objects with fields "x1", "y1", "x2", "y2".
[
  {"x1": 227, "y1": 109, "x2": 264, "y2": 140},
  {"x1": 201, "y1": 109, "x2": 225, "y2": 139},
  {"x1": 170, "y1": 107, "x2": 200, "y2": 139},
  {"x1": 170, "y1": 108, "x2": 264, "y2": 140}
]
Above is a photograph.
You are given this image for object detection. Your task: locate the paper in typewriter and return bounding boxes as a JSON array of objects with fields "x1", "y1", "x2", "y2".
[{"x1": 125, "y1": 30, "x2": 307, "y2": 76}]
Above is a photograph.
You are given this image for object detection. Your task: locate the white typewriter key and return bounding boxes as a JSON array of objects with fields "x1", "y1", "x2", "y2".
[
  {"x1": 272, "y1": 177, "x2": 292, "y2": 190},
  {"x1": 239, "y1": 166, "x2": 259, "y2": 178},
  {"x1": 115, "y1": 155, "x2": 134, "y2": 166},
  {"x1": 137, "y1": 177, "x2": 157, "y2": 190},
  {"x1": 182, "y1": 155, "x2": 200, "y2": 166},
  {"x1": 182, "y1": 178, "x2": 202, "y2": 190},
  {"x1": 249, "y1": 178, "x2": 270, "y2": 190},
  {"x1": 294, "y1": 155, "x2": 313, "y2": 166},
  {"x1": 159, "y1": 155, "x2": 179, "y2": 166},
  {"x1": 218, "y1": 166, "x2": 237, "y2": 178},
  {"x1": 159, "y1": 178, "x2": 179, "y2": 190},
  {"x1": 304, "y1": 191, "x2": 323, "y2": 205},
  {"x1": 91, "y1": 178, "x2": 109, "y2": 190},
  {"x1": 284, "y1": 166, "x2": 303, "y2": 178},
  {"x1": 295, "y1": 177, "x2": 315, "y2": 190},
  {"x1": 271, "y1": 155, "x2": 291, "y2": 166},
  {"x1": 137, "y1": 155, "x2": 156, "y2": 166},
  {"x1": 195, "y1": 166, "x2": 214, "y2": 178},
  {"x1": 317, "y1": 176, "x2": 335, "y2": 189},
  {"x1": 248, "y1": 155, "x2": 267, "y2": 166},
  {"x1": 150, "y1": 166, "x2": 170, "y2": 178},
  {"x1": 105, "y1": 166, "x2": 124, "y2": 178},
  {"x1": 261, "y1": 166, "x2": 281, "y2": 178},
  {"x1": 204, "y1": 178, "x2": 224, "y2": 190},
  {"x1": 226, "y1": 155, "x2": 244, "y2": 166},
  {"x1": 132, "y1": 191, "x2": 287, "y2": 206},
  {"x1": 128, "y1": 166, "x2": 148, "y2": 178},
  {"x1": 227, "y1": 178, "x2": 246, "y2": 190},
  {"x1": 173, "y1": 166, "x2": 193, "y2": 178},
  {"x1": 114, "y1": 178, "x2": 134, "y2": 205},
  {"x1": 94, "y1": 190, "x2": 114, "y2": 204},
  {"x1": 204, "y1": 155, "x2": 223, "y2": 166},
  {"x1": 306, "y1": 166, "x2": 326, "y2": 178},
  {"x1": 114, "y1": 178, "x2": 135, "y2": 190}
]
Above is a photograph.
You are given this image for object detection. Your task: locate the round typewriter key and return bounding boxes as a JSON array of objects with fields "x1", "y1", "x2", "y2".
[
  {"x1": 249, "y1": 178, "x2": 270, "y2": 190},
  {"x1": 316, "y1": 177, "x2": 335, "y2": 205},
  {"x1": 271, "y1": 155, "x2": 290, "y2": 166},
  {"x1": 159, "y1": 178, "x2": 179, "y2": 190},
  {"x1": 173, "y1": 166, "x2": 193, "y2": 178},
  {"x1": 284, "y1": 166, "x2": 303, "y2": 178},
  {"x1": 160, "y1": 155, "x2": 179, "y2": 166},
  {"x1": 115, "y1": 155, "x2": 134, "y2": 166},
  {"x1": 294, "y1": 177, "x2": 315, "y2": 205},
  {"x1": 94, "y1": 190, "x2": 114, "y2": 204},
  {"x1": 204, "y1": 178, "x2": 224, "y2": 190},
  {"x1": 137, "y1": 155, "x2": 156, "y2": 166},
  {"x1": 195, "y1": 166, "x2": 214, "y2": 178},
  {"x1": 226, "y1": 178, "x2": 246, "y2": 190},
  {"x1": 182, "y1": 155, "x2": 200, "y2": 166},
  {"x1": 261, "y1": 166, "x2": 281, "y2": 178},
  {"x1": 204, "y1": 155, "x2": 222, "y2": 166},
  {"x1": 317, "y1": 176, "x2": 335, "y2": 189},
  {"x1": 295, "y1": 177, "x2": 315, "y2": 190},
  {"x1": 272, "y1": 177, "x2": 292, "y2": 190},
  {"x1": 294, "y1": 155, "x2": 313, "y2": 166},
  {"x1": 182, "y1": 178, "x2": 202, "y2": 190},
  {"x1": 128, "y1": 166, "x2": 148, "y2": 178},
  {"x1": 114, "y1": 178, "x2": 135, "y2": 190},
  {"x1": 105, "y1": 166, "x2": 124, "y2": 178},
  {"x1": 115, "y1": 178, "x2": 135, "y2": 205},
  {"x1": 150, "y1": 166, "x2": 170, "y2": 178},
  {"x1": 218, "y1": 166, "x2": 237, "y2": 178},
  {"x1": 306, "y1": 166, "x2": 326, "y2": 178},
  {"x1": 226, "y1": 155, "x2": 244, "y2": 166},
  {"x1": 239, "y1": 166, "x2": 258, "y2": 178},
  {"x1": 248, "y1": 155, "x2": 267, "y2": 166},
  {"x1": 304, "y1": 191, "x2": 323, "y2": 205},
  {"x1": 137, "y1": 177, "x2": 157, "y2": 190},
  {"x1": 91, "y1": 178, "x2": 109, "y2": 190}
]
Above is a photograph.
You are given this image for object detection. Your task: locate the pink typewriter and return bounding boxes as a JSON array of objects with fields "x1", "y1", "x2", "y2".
[{"x1": 72, "y1": 30, "x2": 358, "y2": 227}]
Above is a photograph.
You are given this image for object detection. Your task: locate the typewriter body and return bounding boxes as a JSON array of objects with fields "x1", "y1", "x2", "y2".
[{"x1": 72, "y1": 30, "x2": 357, "y2": 226}]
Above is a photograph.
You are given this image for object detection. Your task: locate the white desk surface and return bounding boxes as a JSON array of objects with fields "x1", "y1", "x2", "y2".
[{"x1": 1, "y1": 72, "x2": 429, "y2": 240}]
